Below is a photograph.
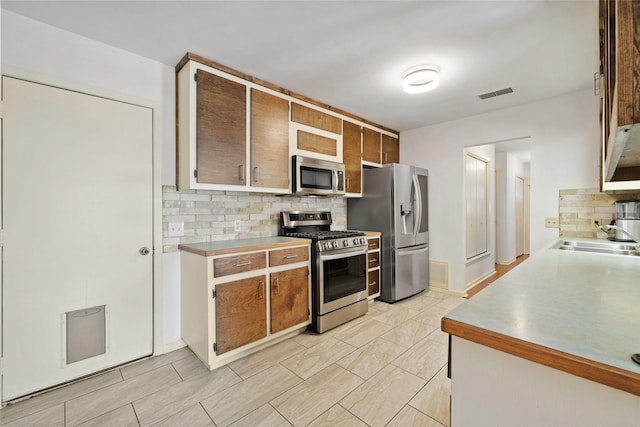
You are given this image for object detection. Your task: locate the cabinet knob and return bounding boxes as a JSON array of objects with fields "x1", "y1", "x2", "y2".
[{"x1": 139, "y1": 246, "x2": 151, "y2": 256}]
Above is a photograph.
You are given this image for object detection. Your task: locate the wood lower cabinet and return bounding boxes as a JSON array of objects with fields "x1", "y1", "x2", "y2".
[
  {"x1": 179, "y1": 240, "x2": 311, "y2": 370},
  {"x1": 270, "y1": 266, "x2": 309, "y2": 334},
  {"x1": 215, "y1": 275, "x2": 267, "y2": 354},
  {"x1": 366, "y1": 235, "x2": 381, "y2": 299}
]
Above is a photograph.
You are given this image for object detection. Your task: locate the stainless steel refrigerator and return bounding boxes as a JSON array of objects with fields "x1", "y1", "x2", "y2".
[{"x1": 347, "y1": 164, "x2": 429, "y2": 303}]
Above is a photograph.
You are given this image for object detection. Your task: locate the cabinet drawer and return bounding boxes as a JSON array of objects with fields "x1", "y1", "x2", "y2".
[
  {"x1": 367, "y1": 238, "x2": 380, "y2": 250},
  {"x1": 368, "y1": 269, "x2": 380, "y2": 296},
  {"x1": 213, "y1": 252, "x2": 266, "y2": 278},
  {"x1": 367, "y1": 252, "x2": 379, "y2": 269},
  {"x1": 269, "y1": 246, "x2": 309, "y2": 267}
]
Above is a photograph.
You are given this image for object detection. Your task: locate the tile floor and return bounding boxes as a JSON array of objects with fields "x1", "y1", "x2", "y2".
[{"x1": 0, "y1": 290, "x2": 464, "y2": 427}]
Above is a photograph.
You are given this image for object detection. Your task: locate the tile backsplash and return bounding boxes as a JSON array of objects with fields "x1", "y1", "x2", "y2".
[
  {"x1": 559, "y1": 188, "x2": 640, "y2": 239},
  {"x1": 162, "y1": 186, "x2": 347, "y2": 252}
]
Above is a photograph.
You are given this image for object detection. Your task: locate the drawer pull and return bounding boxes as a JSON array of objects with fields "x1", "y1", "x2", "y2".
[
  {"x1": 283, "y1": 255, "x2": 299, "y2": 259},
  {"x1": 274, "y1": 277, "x2": 281, "y2": 295},
  {"x1": 369, "y1": 281, "x2": 377, "y2": 286},
  {"x1": 369, "y1": 258, "x2": 378, "y2": 263},
  {"x1": 233, "y1": 261, "x2": 252, "y2": 267}
]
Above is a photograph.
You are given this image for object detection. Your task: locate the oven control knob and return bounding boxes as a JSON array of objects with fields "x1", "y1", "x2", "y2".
[
  {"x1": 333, "y1": 241, "x2": 339, "y2": 249},
  {"x1": 343, "y1": 239, "x2": 349, "y2": 246},
  {"x1": 353, "y1": 238, "x2": 359, "y2": 245},
  {"x1": 323, "y1": 242, "x2": 330, "y2": 250},
  {"x1": 360, "y1": 237, "x2": 367, "y2": 245}
]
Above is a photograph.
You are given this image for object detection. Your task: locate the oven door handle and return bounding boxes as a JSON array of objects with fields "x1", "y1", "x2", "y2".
[{"x1": 319, "y1": 248, "x2": 367, "y2": 261}]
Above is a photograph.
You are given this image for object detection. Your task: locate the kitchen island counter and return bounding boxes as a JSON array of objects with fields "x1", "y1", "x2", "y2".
[
  {"x1": 443, "y1": 239, "x2": 640, "y2": 425},
  {"x1": 443, "y1": 238, "x2": 640, "y2": 394}
]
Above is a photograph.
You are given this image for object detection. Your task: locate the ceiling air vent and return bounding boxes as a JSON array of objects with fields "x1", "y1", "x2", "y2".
[{"x1": 478, "y1": 87, "x2": 514, "y2": 100}]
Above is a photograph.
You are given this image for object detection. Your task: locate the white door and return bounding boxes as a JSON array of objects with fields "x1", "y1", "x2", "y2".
[
  {"x1": 2, "y1": 77, "x2": 154, "y2": 400},
  {"x1": 515, "y1": 176, "x2": 525, "y2": 257}
]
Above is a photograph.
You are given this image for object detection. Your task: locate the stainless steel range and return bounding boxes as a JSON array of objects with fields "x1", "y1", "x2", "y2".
[{"x1": 280, "y1": 211, "x2": 368, "y2": 333}]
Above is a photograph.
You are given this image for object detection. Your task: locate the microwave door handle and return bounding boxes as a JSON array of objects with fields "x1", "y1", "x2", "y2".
[{"x1": 334, "y1": 170, "x2": 338, "y2": 192}]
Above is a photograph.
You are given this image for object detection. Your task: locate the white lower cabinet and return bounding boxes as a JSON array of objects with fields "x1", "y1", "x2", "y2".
[{"x1": 180, "y1": 240, "x2": 311, "y2": 369}]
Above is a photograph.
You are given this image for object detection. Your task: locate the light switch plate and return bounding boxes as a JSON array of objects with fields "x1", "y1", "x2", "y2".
[{"x1": 168, "y1": 222, "x2": 185, "y2": 237}]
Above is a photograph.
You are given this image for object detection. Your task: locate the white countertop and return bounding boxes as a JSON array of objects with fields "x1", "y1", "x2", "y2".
[{"x1": 444, "y1": 238, "x2": 640, "y2": 377}]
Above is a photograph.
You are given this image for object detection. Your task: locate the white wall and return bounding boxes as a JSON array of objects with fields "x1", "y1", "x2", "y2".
[
  {"x1": 1, "y1": 11, "x2": 182, "y2": 348},
  {"x1": 401, "y1": 89, "x2": 600, "y2": 294}
]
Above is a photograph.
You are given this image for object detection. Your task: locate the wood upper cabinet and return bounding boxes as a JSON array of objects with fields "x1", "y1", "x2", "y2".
[
  {"x1": 362, "y1": 128, "x2": 381, "y2": 164},
  {"x1": 215, "y1": 275, "x2": 267, "y2": 355},
  {"x1": 291, "y1": 103, "x2": 343, "y2": 161},
  {"x1": 600, "y1": 0, "x2": 640, "y2": 188},
  {"x1": 250, "y1": 89, "x2": 290, "y2": 189},
  {"x1": 291, "y1": 103, "x2": 342, "y2": 134},
  {"x1": 196, "y1": 69, "x2": 247, "y2": 185},
  {"x1": 270, "y1": 266, "x2": 309, "y2": 334},
  {"x1": 382, "y1": 134, "x2": 400, "y2": 164},
  {"x1": 343, "y1": 121, "x2": 362, "y2": 194}
]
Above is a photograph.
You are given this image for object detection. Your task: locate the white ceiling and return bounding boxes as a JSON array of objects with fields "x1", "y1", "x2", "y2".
[{"x1": 2, "y1": 0, "x2": 599, "y2": 134}]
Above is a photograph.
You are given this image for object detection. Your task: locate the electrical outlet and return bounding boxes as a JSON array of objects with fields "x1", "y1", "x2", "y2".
[
  {"x1": 167, "y1": 222, "x2": 184, "y2": 237},
  {"x1": 545, "y1": 217, "x2": 559, "y2": 228},
  {"x1": 234, "y1": 220, "x2": 241, "y2": 232}
]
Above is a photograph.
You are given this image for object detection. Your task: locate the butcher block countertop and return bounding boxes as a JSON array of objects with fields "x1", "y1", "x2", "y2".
[
  {"x1": 442, "y1": 238, "x2": 640, "y2": 396},
  {"x1": 178, "y1": 237, "x2": 311, "y2": 257}
]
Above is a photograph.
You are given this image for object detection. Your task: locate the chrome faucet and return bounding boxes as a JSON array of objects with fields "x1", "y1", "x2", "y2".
[{"x1": 594, "y1": 220, "x2": 640, "y2": 243}]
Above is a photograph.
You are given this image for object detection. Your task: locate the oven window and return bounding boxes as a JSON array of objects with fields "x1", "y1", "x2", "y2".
[
  {"x1": 323, "y1": 253, "x2": 367, "y2": 304},
  {"x1": 301, "y1": 166, "x2": 333, "y2": 190}
]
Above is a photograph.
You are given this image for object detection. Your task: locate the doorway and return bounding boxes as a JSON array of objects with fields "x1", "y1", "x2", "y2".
[
  {"x1": 2, "y1": 77, "x2": 155, "y2": 400},
  {"x1": 515, "y1": 176, "x2": 526, "y2": 257}
]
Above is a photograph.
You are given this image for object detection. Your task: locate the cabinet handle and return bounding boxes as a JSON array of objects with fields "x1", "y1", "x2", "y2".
[
  {"x1": 258, "y1": 280, "x2": 265, "y2": 299},
  {"x1": 369, "y1": 281, "x2": 377, "y2": 286},
  {"x1": 369, "y1": 258, "x2": 378, "y2": 263},
  {"x1": 233, "y1": 261, "x2": 252, "y2": 267},
  {"x1": 283, "y1": 254, "x2": 298, "y2": 260},
  {"x1": 385, "y1": 152, "x2": 388, "y2": 162},
  {"x1": 238, "y1": 164, "x2": 245, "y2": 181},
  {"x1": 274, "y1": 277, "x2": 280, "y2": 295},
  {"x1": 253, "y1": 167, "x2": 259, "y2": 183}
]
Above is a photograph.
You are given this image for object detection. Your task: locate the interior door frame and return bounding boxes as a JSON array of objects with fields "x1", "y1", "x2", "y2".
[{"x1": 0, "y1": 67, "x2": 164, "y2": 403}]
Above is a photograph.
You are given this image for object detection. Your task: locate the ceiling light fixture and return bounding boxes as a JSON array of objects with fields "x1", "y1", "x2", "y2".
[{"x1": 402, "y1": 66, "x2": 440, "y2": 94}]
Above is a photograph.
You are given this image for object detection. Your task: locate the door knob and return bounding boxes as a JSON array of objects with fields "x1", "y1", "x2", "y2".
[{"x1": 139, "y1": 246, "x2": 151, "y2": 256}]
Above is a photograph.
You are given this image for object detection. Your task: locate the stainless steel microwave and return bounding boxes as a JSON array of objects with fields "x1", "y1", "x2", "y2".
[{"x1": 292, "y1": 155, "x2": 345, "y2": 196}]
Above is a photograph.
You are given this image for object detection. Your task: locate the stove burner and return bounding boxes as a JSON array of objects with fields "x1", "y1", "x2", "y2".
[{"x1": 285, "y1": 230, "x2": 365, "y2": 240}]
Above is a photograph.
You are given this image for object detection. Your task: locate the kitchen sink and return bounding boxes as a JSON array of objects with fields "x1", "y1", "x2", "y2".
[{"x1": 552, "y1": 239, "x2": 640, "y2": 256}]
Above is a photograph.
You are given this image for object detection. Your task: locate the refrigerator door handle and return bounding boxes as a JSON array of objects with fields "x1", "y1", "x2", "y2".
[
  {"x1": 397, "y1": 245, "x2": 429, "y2": 255},
  {"x1": 412, "y1": 174, "x2": 422, "y2": 239}
]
